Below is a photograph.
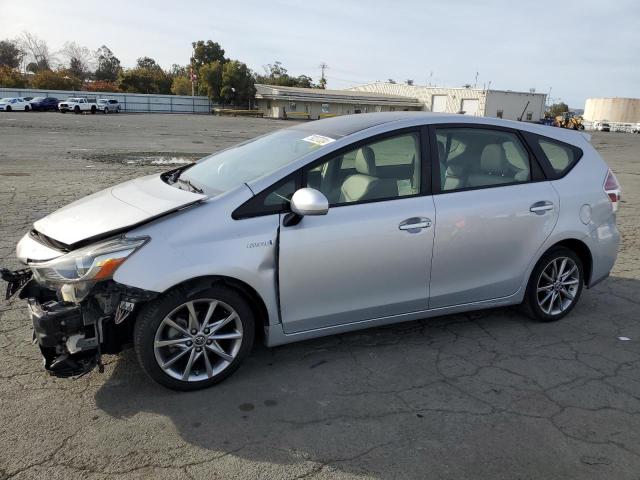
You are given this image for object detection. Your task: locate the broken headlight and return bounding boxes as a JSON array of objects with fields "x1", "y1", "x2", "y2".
[{"x1": 31, "y1": 237, "x2": 148, "y2": 286}]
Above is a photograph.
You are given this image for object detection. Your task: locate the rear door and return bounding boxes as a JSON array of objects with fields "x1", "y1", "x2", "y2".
[
  {"x1": 429, "y1": 125, "x2": 559, "y2": 308},
  {"x1": 278, "y1": 128, "x2": 435, "y2": 333}
]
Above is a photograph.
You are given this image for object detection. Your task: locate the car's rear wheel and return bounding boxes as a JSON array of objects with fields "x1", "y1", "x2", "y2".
[
  {"x1": 24, "y1": 105, "x2": 30, "y2": 112},
  {"x1": 523, "y1": 247, "x2": 583, "y2": 322},
  {"x1": 74, "y1": 106, "x2": 80, "y2": 114},
  {"x1": 134, "y1": 285, "x2": 255, "y2": 391},
  {"x1": 90, "y1": 106, "x2": 96, "y2": 114}
]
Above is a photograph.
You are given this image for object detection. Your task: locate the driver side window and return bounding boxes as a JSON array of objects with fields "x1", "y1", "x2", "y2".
[{"x1": 304, "y1": 132, "x2": 421, "y2": 206}]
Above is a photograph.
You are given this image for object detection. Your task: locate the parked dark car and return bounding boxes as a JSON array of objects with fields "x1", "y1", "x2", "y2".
[{"x1": 29, "y1": 97, "x2": 59, "y2": 111}]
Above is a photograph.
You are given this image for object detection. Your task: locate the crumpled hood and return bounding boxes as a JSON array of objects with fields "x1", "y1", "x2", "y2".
[{"x1": 33, "y1": 174, "x2": 206, "y2": 247}]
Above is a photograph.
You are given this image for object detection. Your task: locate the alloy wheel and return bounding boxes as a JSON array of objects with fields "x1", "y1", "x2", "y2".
[
  {"x1": 153, "y1": 299, "x2": 243, "y2": 382},
  {"x1": 536, "y1": 257, "x2": 580, "y2": 316}
]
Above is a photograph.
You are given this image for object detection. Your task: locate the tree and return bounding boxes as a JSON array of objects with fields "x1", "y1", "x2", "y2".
[
  {"x1": 0, "y1": 66, "x2": 26, "y2": 87},
  {"x1": 31, "y1": 69, "x2": 81, "y2": 90},
  {"x1": 60, "y1": 41, "x2": 93, "y2": 80},
  {"x1": 0, "y1": 40, "x2": 24, "y2": 69},
  {"x1": 118, "y1": 66, "x2": 171, "y2": 94},
  {"x1": 18, "y1": 32, "x2": 54, "y2": 72},
  {"x1": 295, "y1": 75, "x2": 315, "y2": 88},
  {"x1": 198, "y1": 61, "x2": 223, "y2": 101},
  {"x1": 171, "y1": 76, "x2": 191, "y2": 96},
  {"x1": 169, "y1": 64, "x2": 188, "y2": 78},
  {"x1": 94, "y1": 45, "x2": 121, "y2": 82},
  {"x1": 255, "y1": 61, "x2": 319, "y2": 88},
  {"x1": 191, "y1": 40, "x2": 225, "y2": 71},
  {"x1": 136, "y1": 56, "x2": 162, "y2": 71},
  {"x1": 548, "y1": 102, "x2": 569, "y2": 117},
  {"x1": 85, "y1": 80, "x2": 120, "y2": 92},
  {"x1": 220, "y1": 60, "x2": 255, "y2": 106}
]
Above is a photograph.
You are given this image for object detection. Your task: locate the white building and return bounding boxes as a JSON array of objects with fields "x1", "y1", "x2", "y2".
[{"x1": 350, "y1": 82, "x2": 547, "y2": 121}]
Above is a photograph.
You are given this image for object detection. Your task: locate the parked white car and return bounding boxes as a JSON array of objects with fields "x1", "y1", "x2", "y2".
[
  {"x1": 0, "y1": 97, "x2": 31, "y2": 112},
  {"x1": 97, "y1": 99, "x2": 121, "y2": 114},
  {"x1": 58, "y1": 98, "x2": 97, "y2": 114}
]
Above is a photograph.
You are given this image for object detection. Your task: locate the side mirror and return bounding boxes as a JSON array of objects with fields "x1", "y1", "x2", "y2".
[{"x1": 290, "y1": 188, "x2": 329, "y2": 216}]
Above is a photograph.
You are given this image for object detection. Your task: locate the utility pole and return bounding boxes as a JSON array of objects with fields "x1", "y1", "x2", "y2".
[
  {"x1": 319, "y1": 62, "x2": 328, "y2": 89},
  {"x1": 474, "y1": 71, "x2": 479, "y2": 88}
]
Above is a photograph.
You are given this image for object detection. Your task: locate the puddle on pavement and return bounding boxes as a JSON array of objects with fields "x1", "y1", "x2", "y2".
[{"x1": 84, "y1": 151, "x2": 202, "y2": 166}]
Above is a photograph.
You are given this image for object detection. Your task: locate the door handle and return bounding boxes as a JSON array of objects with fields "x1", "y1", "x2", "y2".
[
  {"x1": 530, "y1": 201, "x2": 554, "y2": 214},
  {"x1": 399, "y1": 217, "x2": 432, "y2": 231}
]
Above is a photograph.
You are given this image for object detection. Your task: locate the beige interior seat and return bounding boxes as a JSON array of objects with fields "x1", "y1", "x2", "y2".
[
  {"x1": 467, "y1": 144, "x2": 515, "y2": 187},
  {"x1": 440, "y1": 141, "x2": 467, "y2": 191},
  {"x1": 339, "y1": 146, "x2": 398, "y2": 203}
]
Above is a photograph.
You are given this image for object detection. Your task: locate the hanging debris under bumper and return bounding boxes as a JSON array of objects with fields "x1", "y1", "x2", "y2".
[
  {"x1": 2, "y1": 269, "x2": 158, "y2": 379},
  {"x1": 0, "y1": 268, "x2": 32, "y2": 300}
]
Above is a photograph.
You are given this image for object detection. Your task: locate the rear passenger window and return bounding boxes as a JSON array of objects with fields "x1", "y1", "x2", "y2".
[
  {"x1": 436, "y1": 128, "x2": 531, "y2": 192},
  {"x1": 536, "y1": 138, "x2": 580, "y2": 176}
]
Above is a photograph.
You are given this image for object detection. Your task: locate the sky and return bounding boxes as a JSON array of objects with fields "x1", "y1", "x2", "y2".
[{"x1": 1, "y1": 0, "x2": 638, "y2": 107}]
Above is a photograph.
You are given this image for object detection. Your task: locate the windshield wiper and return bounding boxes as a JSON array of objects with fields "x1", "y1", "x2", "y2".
[{"x1": 175, "y1": 177, "x2": 204, "y2": 194}]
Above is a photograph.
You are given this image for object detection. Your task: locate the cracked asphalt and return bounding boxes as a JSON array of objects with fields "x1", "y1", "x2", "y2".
[{"x1": 0, "y1": 113, "x2": 639, "y2": 479}]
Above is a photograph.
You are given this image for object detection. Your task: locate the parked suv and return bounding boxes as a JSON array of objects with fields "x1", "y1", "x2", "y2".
[
  {"x1": 97, "y1": 99, "x2": 121, "y2": 114},
  {"x1": 29, "y1": 97, "x2": 59, "y2": 111},
  {"x1": 1, "y1": 113, "x2": 620, "y2": 391}
]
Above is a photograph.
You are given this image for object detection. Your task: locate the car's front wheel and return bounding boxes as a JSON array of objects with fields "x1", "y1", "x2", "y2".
[
  {"x1": 5, "y1": 106, "x2": 11, "y2": 112},
  {"x1": 134, "y1": 284, "x2": 255, "y2": 390},
  {"x1": 523, "y1": 247, "x2": 583, "y2": 322}
]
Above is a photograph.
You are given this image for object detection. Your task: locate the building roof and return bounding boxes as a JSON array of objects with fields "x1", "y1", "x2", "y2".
[
  {"x1": 254, "y1": 84, "x2": 423, "y2": 107},
  {"x1": 351, "y1": 82, "x2": 548, "y2": 98}
]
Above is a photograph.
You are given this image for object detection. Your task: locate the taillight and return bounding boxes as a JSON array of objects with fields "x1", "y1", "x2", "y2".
[{"x1": 604, "y1": 169, "x2": 621, "y2": 212}]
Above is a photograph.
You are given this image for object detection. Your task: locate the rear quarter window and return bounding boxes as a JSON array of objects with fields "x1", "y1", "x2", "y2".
[{"x1": 525, "y1": 133, "x2": 583, "y2": 179}]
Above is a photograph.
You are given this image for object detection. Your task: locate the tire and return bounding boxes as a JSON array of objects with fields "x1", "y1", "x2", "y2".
[
  {"x1": 522, "y1": 246, "x2": 584, "y2": 322},
  {"x1": 24, "y1": 105, "x2": 30, "y2": 112},
  {"x1": 61, "y1": 109, "x2": 66, "y2": 113},
  {"x1": 103, "y1": 108, "x2": 108, "y2": 114},
  {"x1": 6, "y1": 106, "x2": 11, "y2": 112},
  {"x1": 90, "y1": 106, "x2": 96, "y2": 114},
  {"x1": 74, "y1": 106, "x2": 80, "y2": 114},
  {"x1": 134, "y1": 284, "x2": 255, "y2": 391}
]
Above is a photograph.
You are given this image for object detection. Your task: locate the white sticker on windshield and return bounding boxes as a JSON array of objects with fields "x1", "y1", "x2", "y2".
[{"x1": 302, "y1": 134, "x2": 335, "y2": 146}]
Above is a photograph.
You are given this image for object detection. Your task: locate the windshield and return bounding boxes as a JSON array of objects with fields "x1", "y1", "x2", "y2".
[
  {"x1": 98, "y1": 100, "x2": 107, "y2": 104},
  {"x1": 178, "y1": 129, "x2": 335, "y2": 194},
  {"x1": 31, "y1": 97, "x2": 45, "y2": 102},
  {"x1": 68, "y1": 98, "x2": 82, "y2": 102}
]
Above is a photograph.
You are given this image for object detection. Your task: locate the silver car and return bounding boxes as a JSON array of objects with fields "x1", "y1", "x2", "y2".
[{"x1": 1, "y1": 113, "x2": 621, "y2": 390}]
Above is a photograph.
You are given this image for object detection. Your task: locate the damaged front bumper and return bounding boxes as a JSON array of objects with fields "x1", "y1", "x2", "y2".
[{"x1": 2, "y1": 268, "x2": 156, "y2": 378}]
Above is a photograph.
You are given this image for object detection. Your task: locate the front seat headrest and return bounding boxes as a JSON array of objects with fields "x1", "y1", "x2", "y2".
[
  {"x1": 355, "y1": 146, "x2": 376, "y2": 176},
  {"x1": 480, "y1": 144, "x2": 506, "y2": 174}
]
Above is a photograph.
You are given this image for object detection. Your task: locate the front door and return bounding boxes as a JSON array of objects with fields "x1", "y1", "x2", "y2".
[
  {"x1": 278, "y1": 130, "x2": 435, "y2": 333},
  {"x1": 429, "y1": 126, "x2": 559, "y2": 308}
]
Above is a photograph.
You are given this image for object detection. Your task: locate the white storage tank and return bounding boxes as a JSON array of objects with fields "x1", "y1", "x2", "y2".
[{"x1": 583, "y1": 97, "x2": 640, "y2": 123}]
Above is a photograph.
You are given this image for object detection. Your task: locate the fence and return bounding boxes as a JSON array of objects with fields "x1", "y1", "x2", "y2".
[
  {"x1": 583, "y1": 120, "x2": 640, "y2": 133},
  {"x1": 0, "y1": 88, "x2": 212, "y2": 114}
]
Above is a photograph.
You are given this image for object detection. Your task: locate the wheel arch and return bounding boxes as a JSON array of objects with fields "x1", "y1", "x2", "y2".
[
  {"x1": 160, "y1": 275, "x2": 269, "y2": 342},
  {"x1": 545, "y1": 238, "x2": 593, "y2": 285}
]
